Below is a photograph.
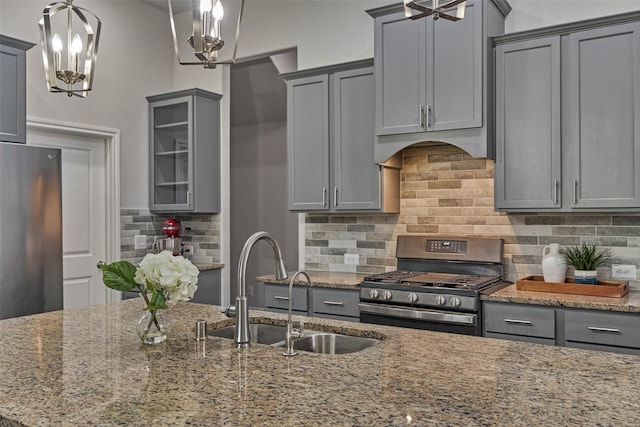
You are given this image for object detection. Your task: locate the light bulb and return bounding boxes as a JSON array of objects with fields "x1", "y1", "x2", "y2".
[
  {"x1": 71, "y1": 34, "x2": 82, "y2": 55},
  {"x1": 52, "y1": 33, "x2": 63, "y2": 53},
  {"x1": 212, "y1": 0, "x2": 224, "y2": 20},
  {"x1": 200, "y1": 0, "x2": 213, "y2": 12}
]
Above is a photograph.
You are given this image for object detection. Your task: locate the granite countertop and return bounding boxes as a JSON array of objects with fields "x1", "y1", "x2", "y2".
[
  {"x1": 194, "y1": 263, "x2": 224, "y2": 271},
  {"x1": 2, "y1": 300, "x2": 640, "y2": 426},
  {"x1": 483, "y1": 283, "x2": 640, "y2": 313},
  {"x1": 256, "y1": 271, "x2": 364, "y2": 289}
]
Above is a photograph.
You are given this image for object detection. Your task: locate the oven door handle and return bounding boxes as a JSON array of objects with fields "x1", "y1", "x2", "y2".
[{"x1": 358, "y1": 303, "x2": 476, "y2": 326}]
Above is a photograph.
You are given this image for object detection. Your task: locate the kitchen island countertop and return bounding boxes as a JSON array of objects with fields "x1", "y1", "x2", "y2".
[{"x1": 1, "y1": 299, "x2": 640, "y2": 426}]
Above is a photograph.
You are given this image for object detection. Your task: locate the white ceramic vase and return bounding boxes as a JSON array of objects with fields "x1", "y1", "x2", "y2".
[{"x1": 542, "y1": 243, "x2": 567, "y2": 283}]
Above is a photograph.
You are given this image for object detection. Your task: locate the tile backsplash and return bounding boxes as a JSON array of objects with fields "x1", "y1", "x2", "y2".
[
  {"x1": 120, "y1": 209, "x2": 220, "y2": 265},
  {"x1": 304, "y1": 144, "x2": 640, "y2": 288}
]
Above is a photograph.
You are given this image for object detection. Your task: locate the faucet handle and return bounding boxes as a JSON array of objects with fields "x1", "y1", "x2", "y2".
[
  {"x1": 298, "y1": 320, "x2": 305, "y2": 337},
  {"x1": 222, "y1": 306, "x2": 236, "y2": 318}
]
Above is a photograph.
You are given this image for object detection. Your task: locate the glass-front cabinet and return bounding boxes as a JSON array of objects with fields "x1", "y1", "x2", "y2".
[{"x1": 147, "y1": 89, "x2": 221, "y2": 213}]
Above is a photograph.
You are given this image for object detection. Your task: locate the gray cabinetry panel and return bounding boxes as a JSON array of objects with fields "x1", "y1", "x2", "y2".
[
  {"x1": 483, "y1": 302, "x2": 556, "y2": 339},
  {"x1": 568, "y1": 22, "x2": 640, "y2": 208},
  {"x1": 0, "y1": 36, "x2": 33, "y2": 144},
  {"x1": 374, "y1": 12, "x2": 425, "y2": 135},
  {"x1": 284, "y1": 60, "x2": 399, "y2": 213},
  {"x1": 264, "y1": 283, "x2": 308, "y2": 312},
  {"x1": 429, "y1": 0, "x2": 482, "y2": 131},
  {"x1": 310, "y1": 288, "x2": 359, "y2": 318},
  {"x1": 332, "y1": 67, "x2": 380, "y2": 210},
  {"x1": 147, "y1": 89, "x2": 221, "y2": 213},
  {"x1": 494, "y1": 36, "x2": 561, "y2": 209},
  {"x1": 564, "y1": 309, "x2": 640, "y2": 350},
  {"x1": 190, "y1": 269, "x2": 220, "y2": 305},
  {"x1": 287, "y1": 75, "x2": 329, "y2": 211}
]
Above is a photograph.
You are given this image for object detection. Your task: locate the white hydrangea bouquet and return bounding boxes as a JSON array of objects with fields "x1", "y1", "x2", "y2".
[{"x1": 99, "y1": 251, "x2": 199, "y2": 344}]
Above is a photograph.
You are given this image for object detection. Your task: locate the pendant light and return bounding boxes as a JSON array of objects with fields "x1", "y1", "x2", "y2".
[
  {"x1": 39, "y1": 0, "x2": 101, "y2": 97},
  {"x1": 404, "y1": 0, "x2": 467, "y2": 21},
  {"x1": 169, "y1": 0, "x2": 245, "y2": 69}
]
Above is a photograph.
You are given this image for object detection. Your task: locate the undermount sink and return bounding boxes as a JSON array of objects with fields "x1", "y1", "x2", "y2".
[
  {"x1": 208, "y1": 323, "x2": 289, "y2": 345},
  {"x1": 273, "y1": 333, "x2": 379, "y2": 355},
  {"x1": 208, "y1": 323, "x2": 379, "y2": 354}
]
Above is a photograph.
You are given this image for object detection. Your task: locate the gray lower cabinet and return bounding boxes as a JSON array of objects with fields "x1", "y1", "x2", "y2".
[
  {"x1": 263, "y1": 284, "x2": 359, "y2": 320},
  {"x1": 0, "y1": 35, "x2": 34, "y2": 144},
  {"x1": 564, "y1": 309, "x2": 640, "y2": 356},
  {"x1": 483, "y1": 301, "x2": 640, "y2": 355},
  {"x1": 191, "y1": 269, "x2": 221, "y2": 305},
  {"x1": 309, "y1": 288, "x2": 360, "y2": 320},
  {"x1": 494, "y1": 14, "x2": 640, "y2": 211},
  {"x1": 264, "y1": 283, "x2": 308, "y2": 315},
  {"x1": 147, "y1": 89, "x2": 221, "y2": 213},
  {"x1": 483, "y1": 301, "x2": 556, "y2": 345},
  {"x1": 284, "y1": 60, "x2": 400, "y2": 213}
]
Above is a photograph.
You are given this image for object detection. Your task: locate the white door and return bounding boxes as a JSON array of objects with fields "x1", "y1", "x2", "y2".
[{"x1": 27, "y1": 129, "x2": 108, "y2": 309}]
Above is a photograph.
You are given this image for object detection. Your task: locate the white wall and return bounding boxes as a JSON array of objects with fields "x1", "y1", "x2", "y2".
[
  {"x1": 506, "y1": 0, "x2": 640, "y2": 33},
  {"x1": 0, "y1": 0, "x2": 174, "y2": 208},
  {"x1": 2, "y1": 0, "x2": 640, "y2": 210}
]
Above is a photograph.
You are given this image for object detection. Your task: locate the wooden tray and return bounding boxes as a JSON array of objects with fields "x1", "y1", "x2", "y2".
[{"x1": 516, "y1": 275, "x2": 629, "y2": 298}]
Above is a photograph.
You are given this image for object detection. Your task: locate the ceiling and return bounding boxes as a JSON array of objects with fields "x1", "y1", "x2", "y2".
[{"x1": 139, "y1": 0, "x2": 191, "y2": 13}]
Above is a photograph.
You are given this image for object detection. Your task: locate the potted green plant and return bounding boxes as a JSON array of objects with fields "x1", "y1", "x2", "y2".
[{"x1": 560, "y1": 243, "x2": 612, "y2": 285}]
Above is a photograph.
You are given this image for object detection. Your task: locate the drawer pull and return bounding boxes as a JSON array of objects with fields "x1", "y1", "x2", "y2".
[
  {"x1": 273, "y1": 296, "x2": 289, "y2": 301},
  {"x1": 587, "y1": 326, "x2": 620, "y2": 333},
  {"x1": 504, "y1": 319, "x2": 532, "y2": 325},
  {"x1": 323, "y1": 301, "x2": 344, "y2": 306}
]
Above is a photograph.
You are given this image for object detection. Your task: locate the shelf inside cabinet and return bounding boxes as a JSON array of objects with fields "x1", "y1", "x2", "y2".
[
  {"x1": 155, "y1": 149, "x2": 188, "y2": 157},
  {"x1": 154, "y1": 121, "x2": 189, "y2": 130},
  {"x1": 155, "y1": 181, "x2": 188, "y2": 187}
]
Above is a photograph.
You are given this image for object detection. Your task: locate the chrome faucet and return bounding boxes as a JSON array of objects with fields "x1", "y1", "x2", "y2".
[
  {"x1": 223, "y1": 231, "x2": 288, "y2": 348},
  {"x1": 283, "y1": 271, "x2": 310, "y2": 357}
]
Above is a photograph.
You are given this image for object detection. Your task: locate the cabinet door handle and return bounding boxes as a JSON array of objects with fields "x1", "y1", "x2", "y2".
[
  {"x1": 573, "y1": 180, "x2": 578, "y2": 204},
  {"x1": 186, "y1": 191, "x2": 191, "y2": 206},
  {"x1": 323, "y1": 301, "x2": 344, "y2": 306},
  {"x1": 587, "y1": 326, "x2": 620, "y2": 333},
  {"x1": 503, "y1": 318, "x2": 532, "y2": 325},
  {"x1": 273, "y1": 296, "x2": 289, "y2": 301},
  {"x1": 419, "y1": 105, "x2": 425, "y2": 128},
  {"x1": 427, "y1": 105, "x2": 432, "y2": 128},
  {"x1": 553, "y1": 180, "x2": 558, "y2": 204},
  {"x1": 334, "y1": 187, "x2": 338, "y2": 207},
  {"x1": 322, "y1": 187, "x2": 327, "y2": 207}
]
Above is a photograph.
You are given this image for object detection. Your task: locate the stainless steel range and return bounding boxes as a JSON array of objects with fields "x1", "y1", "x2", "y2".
[{"x1": 359, "y1": 235, "x2": 510, "y2": 336}]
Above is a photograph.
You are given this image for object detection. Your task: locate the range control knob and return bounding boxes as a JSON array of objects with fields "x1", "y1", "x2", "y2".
[
  {"x1": 382, "y1": 290, "x2": 393, "y2": 301},
  {"x1": 435, "y1": 295, "x2": 446, "y2": 306},
  {"x1": 451, "y1": 297, "x2": 462, "y2": 307},
  {"x1": 408, "y1": 292, "x2": 418, "y2": 303},
  {"x1": 369, "y1": 289, "x2": 380, "y2": 299}
]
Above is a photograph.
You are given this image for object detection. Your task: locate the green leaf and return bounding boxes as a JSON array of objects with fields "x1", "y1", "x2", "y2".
[
  {"x1": 145, "y1": 285, "x2": 168, "y2": 311},
  {"x1": 99, "y1": 261, "x2": 138, "y2": 291}
]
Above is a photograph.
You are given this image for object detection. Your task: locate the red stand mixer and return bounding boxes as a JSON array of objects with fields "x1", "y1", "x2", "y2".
[{"x1": 155, "y1": 219, "x2": 182, "y2": 255}]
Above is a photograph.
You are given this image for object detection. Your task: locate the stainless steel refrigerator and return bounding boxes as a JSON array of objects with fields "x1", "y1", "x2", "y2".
[{"x1": 0, "y1": 141, "x2": 63, "y2": 320}]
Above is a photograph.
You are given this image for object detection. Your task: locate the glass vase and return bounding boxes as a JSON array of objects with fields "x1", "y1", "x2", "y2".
[{"x1": 136, "y1": 310, "x2": 170, "y2": 345}]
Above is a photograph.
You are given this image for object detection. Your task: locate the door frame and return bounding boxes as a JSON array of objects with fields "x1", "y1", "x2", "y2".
[{"x1": 26, "y1": 118, "x2": 121, "y2": 303}]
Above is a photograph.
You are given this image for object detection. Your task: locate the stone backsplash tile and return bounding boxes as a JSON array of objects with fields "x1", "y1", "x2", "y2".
[
  {"x1": 120, "y1": 208, "x2": 220, "y2": 265},
  {"x1": 303, "y1": 145, "x2": 640, "y2": 288}
]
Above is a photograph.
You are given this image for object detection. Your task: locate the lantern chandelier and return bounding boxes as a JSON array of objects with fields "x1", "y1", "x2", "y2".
[
  {"x1": 169, "y1": 0, "x2": 245, "y2": 69},
  {"x1": 39, "y1": 0, "x2": 101, "y2": 97},
  {"x1": 404, "y1": 0, "x2": 467, "y2": 21}
]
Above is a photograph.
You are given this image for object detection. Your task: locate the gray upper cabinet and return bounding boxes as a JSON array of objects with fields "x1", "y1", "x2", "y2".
[
  {"x1": 494, "y1": 36, "x2": 561, "y2": 210},
  {"x1": 147, "y1": 89, "x2": 221, "y2": 213},
  {"x1": 284, "y1": 60, "x2": 400, "y2": 213},
  {"x1": 373, "y1": 1, "x2": 482, "y2": 136},
  {"x1": 494, "y1": 12, "x2": 640, "y2": 212},
  {"x1": 367, "y1": 1, "x2": 510, "y2": 162},
  {"x1": 0, "y1": 35, "x2": 34, "y2": 144},
  {"x1": 567, "y1": 23, "x2": 640, "y2": 209}
]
